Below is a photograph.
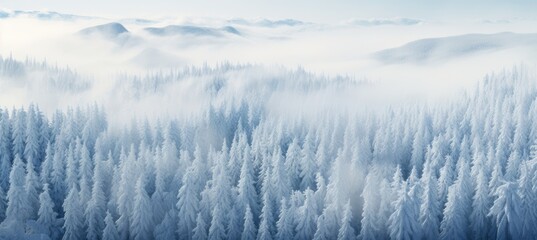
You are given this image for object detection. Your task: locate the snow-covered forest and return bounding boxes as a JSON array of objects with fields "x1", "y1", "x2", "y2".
[
  {"x1": 0, "y1": 55, "x2": 536, "y2": 239},
  {"x1": 2, "y1": 1, "x2": 537, "y2": 239}
]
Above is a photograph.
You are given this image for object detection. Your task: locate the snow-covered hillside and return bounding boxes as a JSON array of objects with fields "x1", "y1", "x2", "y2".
[
  {"x1": 1, "y1": 3, "x2": 537, "y2": 240},
  {"x1": 0, "y1": 52, "x2": 536, "y2": 239},
  {"x1": 374, "y1": 32, "x2": 537, "y2": 64}
]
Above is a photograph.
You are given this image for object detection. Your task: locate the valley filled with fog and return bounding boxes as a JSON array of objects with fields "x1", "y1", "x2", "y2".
[{"x1": 0, "y1": 6, "x2": 537, "y2": 240}]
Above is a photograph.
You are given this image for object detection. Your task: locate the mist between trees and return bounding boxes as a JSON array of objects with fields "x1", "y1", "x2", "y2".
[{"x1": 0, "y1": 56, "x2": 536, "y2": 239}]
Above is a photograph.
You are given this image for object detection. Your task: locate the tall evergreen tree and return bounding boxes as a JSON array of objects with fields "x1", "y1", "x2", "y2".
[
  {"x1": 86, "y1": 156, "x2": 107, "y2": 240},
  {"x1": 517, "y1": 163, "x2": 537, "y2": 239},
  {"x1": 40, "y1": 143, "x2": 54, "y2": 186},
  {"x1": 242, "y1": 205, "x2": 257, "y2": 240},
  {"x1": 0, "y1": 111, "x2": 12, "y2": 191},
  {"x1": 37, "y1": 184, "x2": 61, "y2": 239},
  {"x1": 0, "y1": 186, "x2": 6, "y2": 222},
  {"x1": 62, "y1": 187, "x2": 84, "y2": 240},
  {"x1": 131, "y1": 177, "x2": 154, "y2": 240},
  {"x1": 5, "y1": 154, "x2": 29, "y2": 222},
  {"x1": 177, "y1": 165, "x2": 200, "y2": 239},
  {"x1": 237, "y1": 144, "x2": 259, "y2": 219},
  {"x1": 313, "y1": 214, "x2": 329, "y2": 240},
  {"x1": 11, "y1": 109, "x2": 26, "y2": 160},
  {"x1": 50, "y1": 146, "x2": 66, "y2": 214},
  {"x1": 337, "y1": 201, "x2": 355, "y2": 240},
  {"x1": 285, "y1": 138, "x2": 302, "y2": 190},
  {"x1": 116, "y1": 146, "x2": 136, "y2": 240},
  {"x1": 420, "y1": 167, "x2": 441, "y2": 240},
  {"x1": 78, "y1": 143, "x2": 93, "y2": 210},
  {"x1": 300, "y1": 134, "x2": 317, "y2": 191},
  {"x1": 257, "y1": 193, "x2": 275, "y2": 240},
  {"x1": 295, "y1": 189, "x2": 317, "y2": 240},
  {"x1": 103, "y1": 211, "x2": 120, "y2": 240},
  {"x1": 470, "y1": 166, "x2": 493, "y2": 240},
  {"x1": 489, "y1": 182, "x2": 523, "y2": 240},
  {"x1": 25, "y1": 159, "x2": 40, "y2": 219},
  {"x1": 208, "y1": 204, "x2": 227, "y2": 240},
  {"x1": 154, "y1": 210, "x2": 177, "y2": 240},
  {"x1": 25, "y1": 105, "x2": 41, "y2": 166},
  {"x1": 389, "y1": 182, "x2": 421, "y2": 240},
  {"x1": 193, "y1": 213, "x2": 208, "y2": 240},
  {"x1": 275, "y1": 199, "x2": 294, "y2": 240}
]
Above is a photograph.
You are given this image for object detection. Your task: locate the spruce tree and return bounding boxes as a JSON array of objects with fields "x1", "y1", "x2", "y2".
[
  {"x1": 275, "y1": 198, "x2": 294, "y2": 240},
  {"x1": 62, "y1": 187, "x2": 84, "y2": 240},
  {"x1": 489, "y1": 182, "x2": 523, "y2": 240},
  {"x1": 242, "y1": 205, "x2": 256, "y2": 240},
  {"x1": 131, "y1": 177, "x2": 154, "y2": 240},
  {"x1": 177, "y1": 165, "x2": 200, "y2": 239},
  {"x1": 37, "y1": 184, "x2": 61, "y2": 239},
  {"x1": 193, "y1": 213, "x2": 208, "y2": 240},
  {"x1": 337, "y1": 201, "x2": 355, "y2": 240},
  {"x1": 5, "y1": 154, "x2": 29, "y2": 222},
  {"x1": 103, "y1": 211, "x2": 120, "y2": 240},
  {"x1": 295, "y1": 189, "x2": 317, "y2": 240}
]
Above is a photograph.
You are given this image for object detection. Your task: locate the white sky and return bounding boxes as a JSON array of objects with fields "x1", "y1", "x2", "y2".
[{"x1": 2, "y1": 0, "x2": 537, "y2": 23}]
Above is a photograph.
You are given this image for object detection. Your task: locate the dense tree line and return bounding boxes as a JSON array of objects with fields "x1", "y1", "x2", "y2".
[{"x1": 0, "y1": 66, "x2": 535, "y2": 239}]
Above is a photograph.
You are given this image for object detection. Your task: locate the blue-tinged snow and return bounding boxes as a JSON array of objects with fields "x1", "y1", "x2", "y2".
[
  {"x1": 144, "y1": 25, "x2": 241, "y2": 37},
  {"x1": 374, "y1": 32, "x2": 537, "y2": 64},
  {"x1": 1, "y1": 5, "x2": 537, "y2": 240},
  {"x1": 346, "y1": 17, "x2": 423, "y2": 26},
  {"x1": 78, "y1": 22, "x2": 129, "y2": 38},
  {"x1": 228, "y1": 18, "x2": 306, "y2": 27}
]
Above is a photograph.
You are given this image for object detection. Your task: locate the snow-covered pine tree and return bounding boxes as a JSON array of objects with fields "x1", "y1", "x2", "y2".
[
  {"x1": 285, "y1": 138, "x2": 302, "y2": 190},
  {"x1": 0, "y1": 186, "x2": 5, "y2": 222},
  {"x1": 313, "y1": 214, "x2": 329, "y2": 240},
  {"x1": 11, "y1": 109, "x2": 26, "y2": 161},
  {"x1": 0, "y1": 110, "x2": 12, "y2": 190},
  {"x1": 78, "y1": 143, "x2": 94, "y2": 210},
  {"x1": 24, "y1": 105, "x2": 41, "y2": 166},
  {"x1": 389, "y1": 181, "x2": 421, "y2": 240},
  {"x1": 154, "y1": 210, "x2": 177, "y2": 240},
  {"x1": 275, "y1": 198, "x2": 294, "y2": 240},
  {"x1": 295, "y1": 189, "x2": 317, "y2": 240},
  {"x1": 131, "y1": 177, "x2": 154, "y2": 240},
  {"x1": 420, "y1": 164, "x2": 441, "y2": 240},
  {"x1": 103, "y1": 211, "x2": 120, "y2": 240},
  {"x1": 516, "y1": 162, "x2": 536, "y2": 240},
  {"x1": 489, "y1": 181, "x2": 523, "y2": 240},
  {"x1": 25, "y1": 159, "x2": 40, "y2": 219},
  {"x1": 272, "y1": 147, "x2": 291, "y2": 211},
  {"x1": 37, "y1": 184, "x2": 61, "y2": 239},
  {"x1": 40, "y1": 143, "x2": 54, "y2": 186},
  {"x1": 300, "y1": 133, "x2": 317, "y2": 191},
  {"x1": 116, "y1": 146, "x2": 137, "y2": 240},
  {"x1": 5, "y1": 154, "x2": 29, "y2": 222},
  {"x1": 337, "y1": 200, "x2": 355, "y2": 240},
  {"x1": 86, "y1": 154, "x2": 107, "y2": 240},
  {"x1": 62, "y1": 186, "x2": 84, "y2": 240},
  {"x1": 470, "y1": 165, "x2": 493, "y2": 240},
  {"x1": 257, "y1": 192, "x2": 275, "y2": 240},
  {"x1": 242, "y1": 205, "x2": 257, "y2": 240},
  {"x1": 177, "y1": 164, "x2": 200, "y2": 239},
  {"x1": 193, "y1": 212, "x2": 208, "y2": 240},
  {"x1": 237, "y1": 143, "x2": 259, "y2": 219}
]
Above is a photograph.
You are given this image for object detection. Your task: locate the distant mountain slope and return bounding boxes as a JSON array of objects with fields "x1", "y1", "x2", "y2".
[
  {"x1": 78, "y1": 22, "x2": 129, "y2": 38},
  {"x1": 228, "y1": 18, "x2": 305, "y2": 27},
  {"x1": 373, "y1": 32, "x2": 537, "y2": 64},
  {"x1": 144, "y1": 25, "x2": 241, "y2": 37}
]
